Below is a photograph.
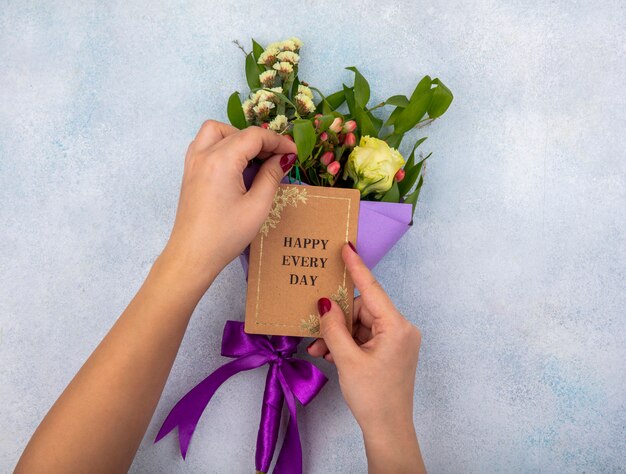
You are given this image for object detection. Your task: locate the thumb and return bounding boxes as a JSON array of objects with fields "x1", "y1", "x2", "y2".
[
  {"x1": 246, "y1": 152, "x2": 297, "y2": 203},
  {"x1": 318, "y1": 297, "x2": 359, "y2": 365}
]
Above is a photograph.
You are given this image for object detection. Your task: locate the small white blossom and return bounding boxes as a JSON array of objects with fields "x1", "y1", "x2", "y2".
[
  {"x1": 242, "y1": 99, "x2": 255, "y2": 122},
  {"x1": 289, "y1": 37, "x2": 303, "y2": 49},
  {"x1": 295, "y1": 93, "x2": 316, "y2": 116},
  {"x1": 269, "y1": 114, "x2": 288, "y2": 132},
  {"x1": 252, "y1": 87, "x2": 283, "y2": 105},
  {"x1": 259, "y1": 70, "x2": 277, "y2": 87},
  {"x1": 276, "y1": 51, "x2": 300, "y2": 65},
  {"x1": 273, "y1": 61, "x2": 294, "y2": 78},
  {"x1": 297, "y1": 85, "x2": 313, "y2": 99},
  {"x1": 253, "y1": 100, "x2": 275, "y2": 121},
  {"x1": 280, "y1": 39, "x2": 298, "y2": 51},
  {"x1": 257, "y1": 46, "x2": 280, "y2": 66}
]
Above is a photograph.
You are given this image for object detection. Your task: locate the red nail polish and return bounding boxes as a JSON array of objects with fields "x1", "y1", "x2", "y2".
[
  {"x1": 280, "y1": 153, "x2": 297, "y2": 173},
  {"x1": 318, "y1": 297, "x2": 332, "y2": 316},
  {"x1": 348, "y1": 241, "x2": 358, "y2": 254}
]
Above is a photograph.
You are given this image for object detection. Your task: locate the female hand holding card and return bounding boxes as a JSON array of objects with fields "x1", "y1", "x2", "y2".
[
  {"x1": 161, "y1": 120, "x2": 297, "y2": 294},
  {"x1": 308, "y1": 244, "x2": 426, "y2": 474}
]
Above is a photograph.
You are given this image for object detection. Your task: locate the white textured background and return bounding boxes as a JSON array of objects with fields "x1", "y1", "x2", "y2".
[{"x1": 1, "y1": 1, "x2": 625, "y2": 472}]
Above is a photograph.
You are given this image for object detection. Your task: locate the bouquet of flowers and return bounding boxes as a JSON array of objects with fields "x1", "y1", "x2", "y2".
[
  {"x1": 157, "y1": 37, "x2": 453, "y2": 473},
  {"x1": 229, "y1": 37, "x2": 453, "y2": 269}
]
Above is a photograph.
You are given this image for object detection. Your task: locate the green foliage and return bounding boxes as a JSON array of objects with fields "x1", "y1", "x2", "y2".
[
  {"x1": 381, "y1": 181, "x2": 400, "y2": 202},
  {"x1": 226, "y1": 92, "x2": 246, "y2": 129},
  {"x1": 251, "y1": 39, "x2": 264, "y2": 61},
  {"x1": 293, "y1": 119, "x2": 316, "y2": 161},
  {"x1": 346, "y1": 67, "x2": 370, "y2": 108},
  {"x1": 245, "y1": 53, "x2": 261, "y2": 89},
  {"x1": 428, "y1": 79, "x2": 453, "y2": 118}
]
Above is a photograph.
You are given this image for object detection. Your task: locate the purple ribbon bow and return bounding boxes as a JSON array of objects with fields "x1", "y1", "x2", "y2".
[{"x1": 155, "y1": 321, "x2": 328, "y2": 473}]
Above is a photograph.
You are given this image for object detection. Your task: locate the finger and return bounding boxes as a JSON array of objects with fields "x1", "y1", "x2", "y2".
[
  {"x1": 245, "y1": 152, "x2": 296, "y2": 206},
  {"x1": 318, "y1": 298, "x2": 359, "y2": 366},
  {"x1": 354, "y1": 324, "x2": 373, "y2": 345},
  {"x1": 342, "y1": 243, "x2": 398, "y2": 318},
  {"x1": 307, "y1": 338, "x2": 329, "y2": 358},
  {"x1": 353, "y1": 295, "x2": 375, "y2": 329},
  {"x1": 212, "y1": 126, "x2": 297, "y2": 171},
  {"x1": 324, "y1": 353, "x2": 335, "y2": 364},
  {"x1": 193, "y1": 120, "x2": 239, "y2": 149}
]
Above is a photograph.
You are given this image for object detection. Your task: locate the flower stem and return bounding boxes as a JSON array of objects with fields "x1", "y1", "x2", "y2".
[{"x1": 366, "y1": 101, "x2": 386, "y2": 112}]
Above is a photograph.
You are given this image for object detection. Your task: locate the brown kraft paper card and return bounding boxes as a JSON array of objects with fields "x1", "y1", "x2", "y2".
[{"x1": 245, "y1": 184, "x2": 360, "y2": 337}]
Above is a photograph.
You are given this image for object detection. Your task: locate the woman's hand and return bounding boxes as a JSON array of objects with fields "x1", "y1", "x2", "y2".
[
  {"x1": 308, "y1": 243, "x2": 426, "y2": 473},
  {"x1": 160, "y1": 120, "x2": 297, "y2": 292}
]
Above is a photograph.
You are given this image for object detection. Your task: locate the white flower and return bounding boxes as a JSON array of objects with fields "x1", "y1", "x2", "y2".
[
  {"x1": 253, "y1": 100, "x2": 275, "y2": 121},
  {"x1": 266, "y1": 42, "x2": 282, "y2": 51},
  {"x1": 273, "y1": 61, "x2": 294, "y2": 78},
  {"x1": 297, "y1": 85, "x2": 313, "y2": 99},
  {"x1": 280, "y1": 39, "x2": 299, "y2": 51},
  {"x1": 269, "y1": 114, "x2": 288, "y2": 132},
  {"x1": 257, "y1": 46, "x2": 280, "y2": 66},
  {"x1": 295, "y1": 93, "x2": 315, "y2": 116},
  {"x1": 242, "y1": 99, "x2": 255, "y2": 122},
  {"x1": 252, "y1": 87, "x2": 283, "y2": 105},
  {"x1": 259, "y1": 70, "x2": 277, "y2": 87},
  {"x1": 345, "y1": 136, "x2": 405, "y2": 197},
  {"x1": 289, "y1": 37, "x2": 303, "y2": 50},
  {"x1": 276, "y1": 51, "x2": 300, "y2": 65}
]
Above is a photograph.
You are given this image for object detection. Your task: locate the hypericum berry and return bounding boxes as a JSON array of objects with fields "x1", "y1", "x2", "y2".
[
  {"x1": 320, "y1": 151, "x2": 334, "y2": 166},
  {"x1": 327, "y1": 161, "x2": 341, "y2": 175},
  {"x1": 343, "y1": 120, "x2": 357, "y2": 133},
  {"x1": 343, "y1": 132, "x2": 357, "y2": 147},
  {"x1": 261, "y1": 122, "x2": 270, "y2": 129},
  {"x1": 329, "y1": 117, "x2": 343, "y2": 133},
  {"x1": 394, "y1": 169, "x2": 406, "y2": 182},
  {"x1": 320, "y1": 131, "x2": 328, "y2": 141}
]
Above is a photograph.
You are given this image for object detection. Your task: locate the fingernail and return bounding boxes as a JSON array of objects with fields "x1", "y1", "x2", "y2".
[
  {"x1": 280, "y1": 153, "x2": 297, "y2": 173},
  {"x1": 307, "y1": 340, "x2": 316, "y2": 351},
  {"x1": 348, "y1": 241, "x2": 358, "y2": 254},
  {"x1": 318, "y1": 297, "x2": 332, "y2": 316}
]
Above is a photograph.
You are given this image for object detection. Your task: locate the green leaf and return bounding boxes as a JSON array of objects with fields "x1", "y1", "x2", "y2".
[
  {"x1": 245, "y1": 53, "x2": 261, "y2": 89},
  {"x1": 291, "y1": 75, "x2": 301, "y2": 99},
  {"x1": 318, "y1": 114, "x2": 335, "y2": 131},
  {"x1": 398, "y1": 160, "x2": 423, "y2": 197},
  {"x1": 319, "y1": 90, "x2": 345, "y2": 114},
  {"x1": 385, "y1": 106, "x2": 404, "y2": 127},
  {"x1": 405, "y1": 137, "x2": 428, "y2": 168},
  {"x1": 251, "y1": 39, "x2": 264, "y2": 61},
  {"x1": 381, "y1": 181, "x2": 400, "y2": 202},
  {"x1": 428, "y1": 78, "x2": 453, "y2": 118},
  {"x1": 356, "y1": 107, "x2": 377, "y2": 137},
  {"x1": 385, "y1": 133, "x2": 404, "y2": 149},
  {"x1": 293, "y1": 119, "x2": 316, "y2": 161},
  {"x1": 403, "y1": 175, "x2": 424, "y2": 220},
  {"x1": 343, "y1": 84, "x2": 356, "y2": 116},
  {"x1": 410, "y1": 76, "x2": 432, "y2": 101},
  {"x1": 393, "y1": 89, "x2": 433, "y2": 134},
  {"x1": 367, "y1": 110, "x2": 383, "y2": 134},
  {"x1": 346, "y1": 67, "x2": 370, "y2": 108},
  {"x1": 386, "y1": 95, "x2": 409, "y2": 107},
  {"x1": 226, "y1": 92, "x2": 247, "y2": 130}
]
